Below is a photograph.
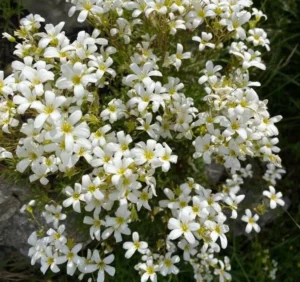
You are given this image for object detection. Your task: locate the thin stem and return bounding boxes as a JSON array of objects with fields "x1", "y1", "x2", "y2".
[
  {"x1": 233, "y1": 254, "x2": 251, "y2": 282},
  {"x1": 284, "y1": 209, "x2": 300, "y2": 229}
]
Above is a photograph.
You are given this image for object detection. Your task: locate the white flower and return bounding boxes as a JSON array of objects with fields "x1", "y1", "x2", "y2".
[
  {"x1": 60, "y1": 243, "x2": 83, "y2": 276},
  {"x1": 168, "y1": 14, "x2": 186, "y2": 35},
  {"x1": 100, "y1": 98, "x2": 126, "y2": 123},
  {"x1": 186, "y1": 2, "x2": 210, "y2": 29},
  {"x1": 107, "y1": 131, "x2": 132, "y2": 157},
  {"x1": 16, "y1": 139, "x2": 44, "y2": 173},
  {"x1": 0, "y1": 71, "x2": 13, "y2": 96},
  {"x1": 37, "y1": 22, "x2": 65, "y2": 48},
  {"x1": 0, "y1": 147, "x2": 12, "y2": 159},
  {"x1": 136, "y1": 187, "x2": 152, "y2": 211},
  {"x1": 40, "y1": 246, "x2": 67, "y2": 274},
  {"x1": 131, "y1": 139, "x2": 162, "y2": 167},
  {"x1": 21, "y1": 65, "x2": 54, "y2": 95},
  {"x1": 159, "y1": 188, "x2": 176, "y2": 208},
  {"x1": 85, "y1": 251, "x2": 115, "y2": 282},
  {"x1": 47, "y1": 225, "x2": 67, "y2": 247},
  {"x1": 137, "y1": 113, "x2": 160, "y2": 139},
  {"x1": 123, "y1": 232, "x2": 148, "y2": 258},
  {"x1": 105, "y1": 155, "x2": 133, "y2": 186},
  {"x1": 220, "y1": 11, "x2": 251, "y2": 39},
  {"x1": 56, "y1": 62, "x2": 96, "y2": 98},
  {"x1": 263, "y1": 186, "x2": 285, "y2": 209},
  {"x1": 145, "y1": 0, "x2": 167, "y2": 17},
  {"x1": 205, "y1": 213, "x2": 229, "y2": 249},
  {"x1": 31, "y1": 90, "x2": 66, "y2": 128},
  {"x1": 88, "y1": 55, "x2": 116, "y2": 79},
  {"x1": 171, "y1": 43, "x2": 191, "y2": 71},
  {"x1": 70, "y1": 0, "x2": 104, "y2": 23},
  {"x1": 224, "y1": 193, "x2": 245, "y2": 219},
  {"x1": 82, "y1": 174, "x2": 104, "y2": 202},
  {"x1": 247, "y1": 28, "x2": 270, "y2": 51},
  {"x1": 42, "y1": 204, "x2": 66, "y2": 228},
  {"x1": 198, "y1": 61, "x2": 222, "y2": 84},
  {"x1": 20, "y1": 14, "x2": 45, "y2": 29},
  {"x1": 139, "y1": 259, "x2": 159, "y2": 282},
  {"x1": 49, "y1": 110, "x2": 90, "y2": 152},
  {"x1": 192, "y1": 32, "x2": 215, "y2": 51},
  {"x1": 127, "y1": 83, "x2": 167, "y2": 113},
  {"x1": 83, "y1": 211, "x2": 103, "y2": 241},
  {"x1": 178, "y1": 239, "x2": 198, "y2": 261},
  {"x1": 193, "y1": 134, "x2": 213, "y2": 163},
  {"x1": 27, "y1": 232, "x2": 49, "y2": 265},
  {"x1": 214, "y1": 260, "x2": 232, "y2": 282},
  {"x1": 90, "y1": 125, "x2": 112, "y2": 147},
  {"x1": 29, "y1": 163, "x2": 49, "y2": 185},
  {"x1": 155, "y1": 142, "x2": 177, "y2": 172},
  {"x1": 124, "y1": 62, "x2": 162, "y2": 87},
  {"x1": 220, "y1": 114, "x2": 250, "y2": 140},
  {"x1": 190, "y1": 195, "x2": 209, "y2": 218},
  {"x1": 2, "y1": 32, "x2": 16, "y2": 42},
  {"x1": 252, "y1": 8, "x2": 267, "y2": 21},
  {"x1": 102, "y1": 205, "x2": 131, "y2": 242},
  {"x1": 63, "y1": 183, "x2": 85, "y2": 213},
  {"x1": 241, "y1": 209, "x2": 260, "y2": 233},
  {"x1": 91, "y1": 144, "x2": 115, "y2": 168},
  {"x1": 235, "y1": 49, "x2": 266, "y2": 70},
  {"x1": 13, "y1": 84, "x2": 38, "y2": 114},
  {"x1": 159, "y1": 252, "x2": 180, "y2": 276},
  {"x1": 168, "y1": 207, "x2": 200, "y2": 244}
]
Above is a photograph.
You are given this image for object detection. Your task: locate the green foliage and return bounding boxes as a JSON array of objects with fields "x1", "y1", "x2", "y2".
[
  {"x1": 229, "y1": 0, "x2": 300, "y2": 280},
  {"x1": 0, "y1": 0, "x2": 25, "y2": 70}
]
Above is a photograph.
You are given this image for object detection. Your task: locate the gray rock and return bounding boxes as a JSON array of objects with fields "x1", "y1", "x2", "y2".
[
  {"x1": 0, "y1": 178, "x2": 90, "y2": 258},
  {"x1": 205, "y1": 162, "x2": 224, "y2": 184},
  {"x1": 0, "y1": 211, "x2": 38, "y2": 256},
  {"x1": 0, "y1": 178, "x2": 34, "y2": 256},
  {"x1": 0, "y1": 197, "x2": 20, "y2": 221},
  {"x1": 22, "y1": 0, "x2": 86, "y2": 33}
]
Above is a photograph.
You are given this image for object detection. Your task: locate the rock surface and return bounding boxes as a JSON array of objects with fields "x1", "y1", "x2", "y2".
[
  {"x1": 0, "y1": 178, "x2": 90, "y2": 257},
  {"x1": 0, "y1": 179, "x2": 35, "y2": 256},
  {"x1": 22, "y1": 0, "x2": 85, "y2": 32}
]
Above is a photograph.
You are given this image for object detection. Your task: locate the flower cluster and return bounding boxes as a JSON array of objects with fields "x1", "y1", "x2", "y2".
[{"x1": 0, "y1": 0, "x2": 286, "y2": 281}]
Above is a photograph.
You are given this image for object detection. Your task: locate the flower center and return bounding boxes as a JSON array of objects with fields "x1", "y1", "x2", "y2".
[
  {"x1": 116, "y1": 216, "x2": 125, "y2": 225},
  {"x1": 44, "y1": 105, "x2": 55, "y2": 114},
  {"x1": 249, "y1": 218, "x2": 255, "y2": 224},
  {"x1": 164, "y1": 259, "x2": 172, "y2": 268},
  {"x1": 73, "y1": 193, "x2": 80, "y2": 200},
  {"x1": 47, "y1": 257, "x2": 54, "y2": 265},
  {"x1": 67, "y1": 252, "x2": 74, "y2": 260},
  {"x1": 144, "y1": 150, "x2": 154, "y2": 160},
  {"x1": 88, "y1": 184, "x2": 96, "y2": 192},
  {"x1": 147, "y1": 266, "x2": 154, "y2": 275},
  {"x1": 141, "y1": 192, "x2": 149, "y2": 201},
  {"x1": 181, "y1": 223, "x2": 189, "y2": 232},
  {"x1": 108, "y1": 104, "x2": 116, "y2": 112},
  {"x1": 61, "y1": 122, "x2": 73, "y2": 134},
  {"x1": 72, "y1": 75, "x2": 81, "y2": 85},
  {"x1": 134, "y1": 241, "x2": 140, "y2": 249}
]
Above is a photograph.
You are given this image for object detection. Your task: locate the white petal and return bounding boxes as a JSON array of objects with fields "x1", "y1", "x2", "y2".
[
  {"x1": 78, "y1": 10, "x2": 89, "y2": 23},
  {"x1": 105, "y1": 265, "x2": 115, "y2": 276},
  {"x1": 184, "y1": 231, "x2": 195, "y2": 244},
  {"x1": 34, "y1": 113, "x2": 48, "y2": 128},
  {"x1": 168, "y1": 229, "x2": 182, "y2": 240},
  {"x1": 125, "y1": 248, "x2": 136, "y2": 259}
]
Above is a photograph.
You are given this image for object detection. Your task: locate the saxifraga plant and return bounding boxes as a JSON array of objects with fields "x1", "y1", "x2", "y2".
[{"x1": 0, "y1": 1, "x2": 287, "y2": 281}]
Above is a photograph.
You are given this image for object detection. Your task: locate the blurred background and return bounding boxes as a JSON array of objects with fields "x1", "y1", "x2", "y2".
[{"x1": 0, "y1": 0, "x2": 299, "y2": 281}]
